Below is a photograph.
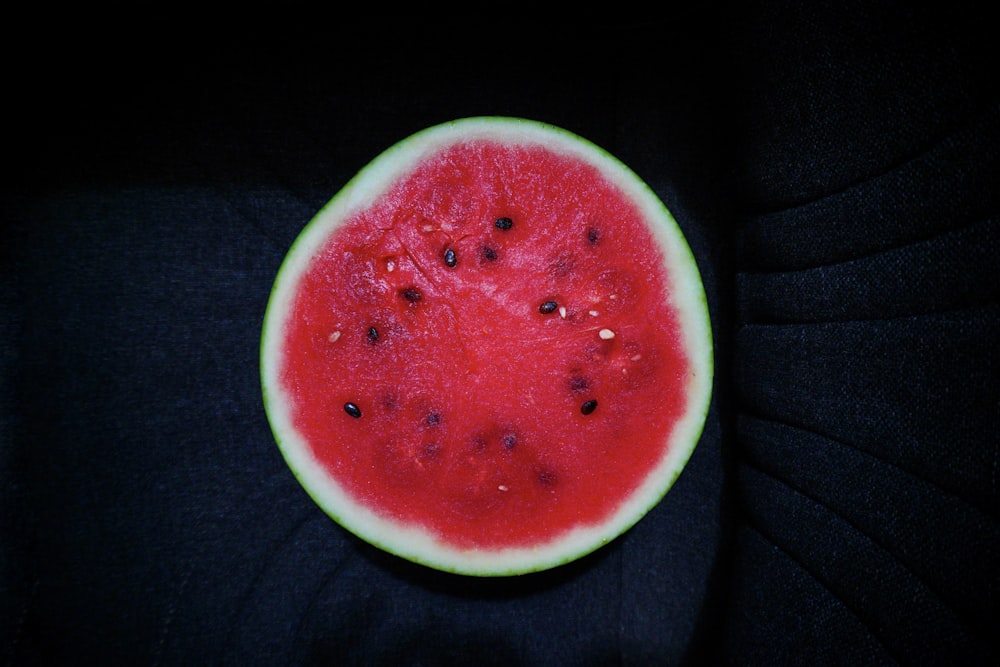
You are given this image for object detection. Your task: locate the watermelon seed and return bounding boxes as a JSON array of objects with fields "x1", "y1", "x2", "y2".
[
  {"x1": 444, "y1": 247, "x2": 458, "y2": 267},
  {"x1": 494, "y1": 216, "x2": 514, "y2": 230},
  {"x1": 328, "y1": 330, "x2": 342, "y2": 343},
  {"x1": 599, "y1": 328, "x2": 615, "y2": 340},
  {"x1": 539, "y1": 300, "x2": 558, "y2": 315},
  {"x1": 559, "y1": 306, "x2": 567, "y2": 319},
  {"x1": 581, "y1": 399, "x2": 598, "y2": 415},
  {"x1": 589, "y1": 310, "x2": 600, "y2": 317},
  {"x1": 502, "y1": 432, "x2": 517, "y2": 450},
  {"x1": 367, "y1": 326, "x2": 379, "y2": 343},
  {"x1": 424, "y1": 412, "x2": 441, "y2": 427},
  {"x1": 480, "y1": 245, "x2": 498, "y2": 262},
  {"x1": 344, "y1": 402, "x2": 362, "y2": 418},
  {"x1": 498, "y1": 484, "x2": 509, "y2": 492},
  {"x1": 400, "y1": 286, "x2": 422, "y2": 303},
  {"x1": 587, "y1": 226, "x2": 600, "y2": 245}
]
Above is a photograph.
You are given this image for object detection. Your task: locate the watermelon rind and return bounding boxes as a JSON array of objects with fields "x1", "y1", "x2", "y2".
[{"x1": 260, "y1": 116, "x2": 713, "y2": 576}]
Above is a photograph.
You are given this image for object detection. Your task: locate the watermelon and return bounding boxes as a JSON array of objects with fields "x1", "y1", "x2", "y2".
[{"x1": 260, "y1": 117, "x2": 712, "y2": 576}]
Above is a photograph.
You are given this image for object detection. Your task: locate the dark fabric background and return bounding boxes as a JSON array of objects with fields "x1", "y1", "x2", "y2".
[{"x1": 3, "y1": 3, "x2": 997, "y2": 665}]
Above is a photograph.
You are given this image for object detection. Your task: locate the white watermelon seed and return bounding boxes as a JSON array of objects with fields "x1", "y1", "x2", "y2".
[
  {"x1": 328, "y1": 330, "x2": 342, "y2": 343},
  {"x1": 559, "y1": 306, "x2": 567, "y2": 319},
  {"x1": 599, "y1": 328, "x2": 615, "y2": 340}
]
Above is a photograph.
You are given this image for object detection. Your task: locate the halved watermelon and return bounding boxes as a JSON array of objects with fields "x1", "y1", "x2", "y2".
[{"x1": 260, "y1": 117, "x2": 712, "y2": 576}]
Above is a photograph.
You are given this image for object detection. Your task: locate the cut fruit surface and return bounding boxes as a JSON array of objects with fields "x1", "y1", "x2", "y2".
[{"x1": 261, "y1": 117, "x2": 713, "y2": 576}]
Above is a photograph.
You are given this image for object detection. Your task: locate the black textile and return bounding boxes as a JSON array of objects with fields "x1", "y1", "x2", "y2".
[{"x1": 4, "y1": 4, "x2": 997, "y2": 665}]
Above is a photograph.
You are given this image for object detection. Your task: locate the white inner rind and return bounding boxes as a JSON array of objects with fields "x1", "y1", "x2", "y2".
[{"x1": 260, "y1": 117, "x2": 713, "y2": 576}]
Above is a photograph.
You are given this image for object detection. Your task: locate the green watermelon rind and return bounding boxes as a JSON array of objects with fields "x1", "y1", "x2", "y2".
[{"x1": 260, "y1": 116, "x2": 713, "y2": 577}]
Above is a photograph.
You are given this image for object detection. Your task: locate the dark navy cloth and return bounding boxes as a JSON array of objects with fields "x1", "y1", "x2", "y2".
[{"x1": 4, "y1": 4, "x2": 997, "y2": 665}]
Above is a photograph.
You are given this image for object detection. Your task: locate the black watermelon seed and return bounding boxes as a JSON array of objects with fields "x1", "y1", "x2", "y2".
[
  {"x1": 367, "y1": 326, "x2": 379, "y2": 343},
  {"x1": 580, "y1": 399, "x2": 598, "y2": 415},
  {"x1": 481, "y1": 245, "x2": 498, "y2": 262},
  {"x1": 344, "y1": 402, "x2": 362, "y2": 418},
  {"x1": 502, "y1": 432, "x2": 518, "y2": 450},
  {"x1": 539, "y1": 300, "x2": 558, "y2": 314},
  {"x1": 424, "y1": 412, "x2": 441, "y2": 426},
  {"x1": 444, "y1": 247, "x2": 457, "y2": 267},
  {"x1": 494, "y1": 216, "x2": 514, "y2": 230},
  {"x1": 587, "y1": 226, "x2": 600, "y2": 245},
  {"x1": 400, "y1": 286, "x2": 422, "y2": 302}
]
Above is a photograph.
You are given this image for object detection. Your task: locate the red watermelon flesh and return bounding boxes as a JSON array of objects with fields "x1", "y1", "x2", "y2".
[{"x1": 262, "y1": 118, "x2": 712, "y2": 575}]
